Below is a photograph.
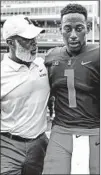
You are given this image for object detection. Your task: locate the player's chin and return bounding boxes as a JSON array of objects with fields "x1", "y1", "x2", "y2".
[{"x1": 69, "y1": 45, "x2": 81, "y2": 52}]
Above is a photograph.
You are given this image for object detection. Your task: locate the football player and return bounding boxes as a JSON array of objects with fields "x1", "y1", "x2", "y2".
[{"x1": 43, "y1": 3, "x2": 100, "y2": 174}]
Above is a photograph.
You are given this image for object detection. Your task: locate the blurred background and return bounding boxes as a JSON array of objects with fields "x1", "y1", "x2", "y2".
[{"x1": 1, "y1": 0, "x2": 100, "y2": 60}]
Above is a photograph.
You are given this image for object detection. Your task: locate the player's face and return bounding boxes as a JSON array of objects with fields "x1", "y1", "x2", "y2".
[{"x1": 61, "y1": 13, "x2": 88, "y2": 53}]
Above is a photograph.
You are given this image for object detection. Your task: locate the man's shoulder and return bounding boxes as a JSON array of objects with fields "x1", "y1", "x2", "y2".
[
  {"x1": 45, "y1": 46, "x2": 63, "y2": 64},
  {"x1": 87, "y1": 44, "x2": 100, "y2": 60},
  {"x1": 1, "y1": 58, "x2": 9, "y2": 77},
  {"x1": 46, "y1": 47, "x2": 62, "y2": 56},
  {"x1": 87, "y1": 44, "x2": 99, "y2": 52},
  {"x1": 34, "y1": 57, "x2": 44, "y2": 65},
  {"x1": 33, "y1": 57, "x2": 46, "y2": 69},
  {"x1": 1, "y1": 54, "x2": 9, "y2": 71}
]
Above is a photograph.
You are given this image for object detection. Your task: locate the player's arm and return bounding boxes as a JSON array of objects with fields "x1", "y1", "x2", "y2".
[{"x1": 45, "y1": 48, "x2": 55, "y2": 119}]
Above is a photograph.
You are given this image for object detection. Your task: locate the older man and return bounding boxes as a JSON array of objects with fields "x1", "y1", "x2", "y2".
[{"x1": 1, "y1": 15, "x2": 50, "y2": 175}]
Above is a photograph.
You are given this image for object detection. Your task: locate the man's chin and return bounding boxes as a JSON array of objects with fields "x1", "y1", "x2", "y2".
[
  {"x1": 69, "y1": 46, "x2": 81, "y2": 53},
  {"x1": 31, "y1": 53, "x2": 36, "y2": 58},
  {"x1": 31, "y1": 54, "x2": 36, "y2": 58}
]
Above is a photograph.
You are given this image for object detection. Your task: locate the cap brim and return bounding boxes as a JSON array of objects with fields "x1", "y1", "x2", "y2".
[{"x1": 18, "y1": 24, "x2": 45, "y2": 39}]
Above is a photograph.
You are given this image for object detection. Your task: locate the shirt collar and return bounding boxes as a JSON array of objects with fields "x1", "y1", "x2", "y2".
[{"x1": 3, "y1": 53, "x2": 38, "y2": 71}]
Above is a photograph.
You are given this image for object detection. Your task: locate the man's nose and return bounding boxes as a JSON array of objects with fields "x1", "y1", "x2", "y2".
[{"x1": 70, "y1": 29, "x2": 77, "y2": 40}]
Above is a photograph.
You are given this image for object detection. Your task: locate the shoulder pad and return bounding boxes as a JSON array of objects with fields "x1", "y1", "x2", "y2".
[
  {"x1": 88, "y1": 44, "x2": 100, "y2": 56},
  {"x1": 87, "y1": 43, "x2": 99, "y2": 50},
  {"x1": 45, "y1": 47, "x2": 62, "y2": 65}
]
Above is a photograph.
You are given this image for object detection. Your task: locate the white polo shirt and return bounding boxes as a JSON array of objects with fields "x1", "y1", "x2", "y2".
[{"x1": 1, "y1": 54, "x2": 50, "y2": 139}]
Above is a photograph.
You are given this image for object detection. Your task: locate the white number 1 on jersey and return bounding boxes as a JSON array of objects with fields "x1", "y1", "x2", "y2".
[{"x1": 64, "y1": 69, "x2": 77, "y2": 108}]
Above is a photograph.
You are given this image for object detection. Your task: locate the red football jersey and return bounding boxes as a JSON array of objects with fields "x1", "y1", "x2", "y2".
[{"x1": 45, "y1": 44, "x2": 100, "y2": 129}]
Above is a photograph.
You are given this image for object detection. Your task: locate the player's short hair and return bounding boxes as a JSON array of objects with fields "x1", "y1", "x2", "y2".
[{"x1": 61, "y1": 3, "x2": 87, "y2": 20}]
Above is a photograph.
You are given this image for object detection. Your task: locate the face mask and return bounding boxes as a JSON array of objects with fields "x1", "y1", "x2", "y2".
[{"x1": 15, "y1": 40, "x2": 36, "y2": 62}]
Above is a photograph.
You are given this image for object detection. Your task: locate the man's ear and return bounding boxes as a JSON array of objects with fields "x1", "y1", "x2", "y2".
[
  {"x1": 86, "y1": 21, "x2": 92, "y2": 34},
  {"x1": 6, "y1": 39, "x2": 15, "y2": 47},
  {"x1": 59, "y1": 24, "x2": 62, "y2": 34}
]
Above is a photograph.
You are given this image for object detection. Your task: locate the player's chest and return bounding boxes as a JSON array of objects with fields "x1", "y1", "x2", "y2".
[{"x1": 49, "y1": 58, "x2": 95, "y2": 87}]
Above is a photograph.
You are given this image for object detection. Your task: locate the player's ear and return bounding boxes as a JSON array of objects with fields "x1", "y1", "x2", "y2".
[
  {"x1": 59, "y1": 24, "x2": 62, "y2": 34},
  {"x1": 86, "y1": 21, "x2": 91, "y2": 34}
]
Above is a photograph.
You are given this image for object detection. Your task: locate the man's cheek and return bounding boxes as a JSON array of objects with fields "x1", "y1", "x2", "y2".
[
  {"x1": 63, "y1": 33, "x2": 69, "y2": 41},
  {"x1": 79, "y1": 33, "x2": 86, "y2": 42}
]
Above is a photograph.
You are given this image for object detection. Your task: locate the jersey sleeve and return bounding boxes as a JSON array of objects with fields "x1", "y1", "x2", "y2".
[
  {"x1": 44, "y1": 48, "x2": 55, "y2": 67},
  {"x1": 45, "y1": 47, "x2": 62, "y2": 67},
  {"x1": 44, "y1": 47, "x2": 60, "y2": 94}
]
